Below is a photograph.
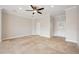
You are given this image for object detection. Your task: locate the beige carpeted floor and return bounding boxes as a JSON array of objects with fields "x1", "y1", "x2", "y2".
[{"x1": 0, "y1": 35, "x2": 79, "y2": 54}]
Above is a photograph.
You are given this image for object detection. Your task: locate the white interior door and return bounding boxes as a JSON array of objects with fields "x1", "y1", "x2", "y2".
[{"x1": 36, "y1": 22, "x2": 40, "y2": 35}]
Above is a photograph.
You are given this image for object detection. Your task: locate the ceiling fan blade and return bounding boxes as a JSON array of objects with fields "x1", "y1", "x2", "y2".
[
  {"x1": 30, "y1": 5, "x2": 34, "y2": 9},
  {"x1": 38, "y1": 12, "x2": 42, "y2": 14},
  {"x1": 33, "y1": 12, "x2": 35, "y2": 14},
  {"x1": 25, "y1": 10, "x2": 33, "y2": 11},
  {"x1": 30, "y1": 5, "x2": 36, "y2": 9},
  {"x1": 38, "y1": 8, "x2": 44, "y2": 10},
  {"x1": 30, "y1": 5, "x2": 37, "y2": 10}
]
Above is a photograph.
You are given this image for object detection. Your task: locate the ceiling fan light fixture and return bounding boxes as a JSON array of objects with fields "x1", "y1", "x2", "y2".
[
  {"x1": 33, "y1": 10, "x2": 37, "y2": 13},
  {"x1": 50, "y1": 5, "x2": 54, "y2": 8},
  {"x1": 19, "y1": 7, "x2": 22, "y2": 10}
]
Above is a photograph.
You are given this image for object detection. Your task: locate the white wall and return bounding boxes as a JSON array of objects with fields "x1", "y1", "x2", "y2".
[
  {"x1": 36, "y1": 21, "x2": 40, "y2": 35},
  {"x1": 77, "y1": 6, "x2": 79, "y2": 45},
  {"x1": 50, "y1": 16, "x2": 54, "y2": 37},
  {"x1": 1, "y1": 9, "x2": 51, "y2": 40},
  {"x1": 0, "y1": 9, "x2": 2, "y2": 41},
  {"x1": 53, "y1": 15, "x2": 65, "y2": 37},
  {"x1": 36, "y1": 14, "x2": 50, "y2": 37},
  {"x1": 2, "y1": 11, "x2": 32, "y2": 40},
  {"x1": 65, "y1": 6, "x2": 78, "y2": 43},
  {"x1": 32, "y1": 18, "x2": 36, "y2": 35},
  {"x1": 32, "y1": 13, "x2": 51, "y2": 38}
]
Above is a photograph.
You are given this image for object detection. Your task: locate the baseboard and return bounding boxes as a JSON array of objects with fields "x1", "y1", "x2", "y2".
[
  {"x1": 65, "y1": 38, "x2": 77, "y2": 43},
  {"x1": 3, "y1": 34, "x2": 51, "y2": 41},
  {"x1": 52, "y1": 36, "x2": 65, "y2": 39},
  {"x1": 3, "y1": 35, "x2": 31, "y2": 40},
  {"x1": 39, "y1": 35, "x2": 50, "y2": 38}
]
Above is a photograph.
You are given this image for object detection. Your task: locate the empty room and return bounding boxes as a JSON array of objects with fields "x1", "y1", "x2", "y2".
[{"x1": 0, "y1": 5, "x2": 79, "y2": 54}]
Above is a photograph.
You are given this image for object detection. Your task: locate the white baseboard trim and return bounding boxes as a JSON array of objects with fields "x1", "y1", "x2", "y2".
[
  {"x1": 39, "y1": 35, "x2": 50, "y2": 38},
  {"x1": 65, "y1": 39, "x2": 77, "y2": 43},
  {"x1": 3, "y1": 34, "x2": 50, "y2": 41},
  {"x1": 3, "y1": 35, "x2": 31, "y2": 40}
]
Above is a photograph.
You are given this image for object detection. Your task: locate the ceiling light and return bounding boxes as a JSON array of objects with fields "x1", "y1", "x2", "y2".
[
  {"x1": 50, "y1": 5, "x2": 54, "y2": 8},
  {"x1": 33, "y1": 10, "x2": 37, "y2": 13},
  {"x1": 19, "y1": 7, "x2": 22, "y2": 10}
]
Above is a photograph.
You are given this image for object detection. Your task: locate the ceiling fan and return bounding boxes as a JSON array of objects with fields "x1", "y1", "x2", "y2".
[{"x1": 25, "y1": 5, "x2": 44, "y2": 15}]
